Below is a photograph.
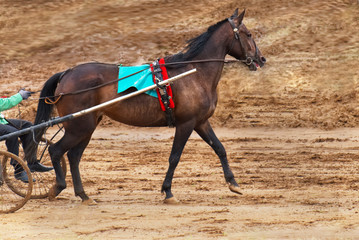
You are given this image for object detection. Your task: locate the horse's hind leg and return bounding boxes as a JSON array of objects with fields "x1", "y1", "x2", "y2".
[
  {"x1": 194, "y1": 120, "x2": 242, "y2": 195},
  {"x1": 48, "y1": 129, "x2": 94, "y2": 202},
  {"x1": 67, "y1": 135, "x2": 94, "y2": 204},
  {"x1": 162, "y1": 121, "x2": 194, "y2": 203},
  {"x1": 48, "y1": 137, "x2": 71, "y2": 200}
]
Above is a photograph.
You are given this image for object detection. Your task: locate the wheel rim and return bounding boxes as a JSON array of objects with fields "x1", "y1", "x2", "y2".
[{"x1": 0, "y1": 150, "x2": 32, "y2": 214}]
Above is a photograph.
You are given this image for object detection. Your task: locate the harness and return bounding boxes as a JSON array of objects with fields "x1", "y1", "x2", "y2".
[
  {"x1": 227, "y1": 17, "x2": 259, "y2": 66},
  {"x1": 151, "y1": 58, "x2": 175, "y2": 127},
  {"x1": 35, "y1": 18, "x2": 259, "y2": 129}
]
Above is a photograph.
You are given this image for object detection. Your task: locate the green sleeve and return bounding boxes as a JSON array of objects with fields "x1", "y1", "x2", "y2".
[{"x1": 0, "y1": 93, "x2": 23, "y2": 111}]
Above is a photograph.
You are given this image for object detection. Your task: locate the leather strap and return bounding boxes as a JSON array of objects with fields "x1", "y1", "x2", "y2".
[{"x1": 152, "y1": 60, "x2": 176, "y2": 127}]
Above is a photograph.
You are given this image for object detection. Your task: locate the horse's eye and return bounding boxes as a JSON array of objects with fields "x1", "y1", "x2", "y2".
[{"x1": 247, "y1": 33, "x2": 252, "y2": 38}]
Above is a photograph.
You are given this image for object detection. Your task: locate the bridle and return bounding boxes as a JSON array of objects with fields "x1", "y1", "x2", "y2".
[{"x1": 227, "y1": 17, "x2": 258, "y2": 66}]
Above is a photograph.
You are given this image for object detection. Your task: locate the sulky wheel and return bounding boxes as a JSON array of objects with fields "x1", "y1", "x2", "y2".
[
  {"x1": 18, "y1": 137, "x2": 67, "y2": 199},
  {"x1": 0, "y1": 150, "x2": 33, "y2": 214}
]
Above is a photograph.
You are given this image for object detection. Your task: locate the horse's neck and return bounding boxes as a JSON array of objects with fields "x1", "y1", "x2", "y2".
[
  {"x1": 196, "y1": 28, "x2": 229, "y2": 61},
  {"x1": 193, "y1": 30, "x2": 229, "y2": 90}
]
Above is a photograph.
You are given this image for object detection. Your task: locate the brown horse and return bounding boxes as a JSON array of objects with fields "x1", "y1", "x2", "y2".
[{"x1": 35, "y1": 9, "x2": 266, "y2": 204}]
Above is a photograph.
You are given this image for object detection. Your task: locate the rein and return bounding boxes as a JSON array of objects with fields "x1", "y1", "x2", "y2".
[{"x1": 162, "y1": 58, "x2": 243, "y2": 66}]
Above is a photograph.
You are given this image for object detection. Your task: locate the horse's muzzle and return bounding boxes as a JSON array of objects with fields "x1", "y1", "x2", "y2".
[{"x1": 248, "y1": 55, "x2": 266, "y2": 71}]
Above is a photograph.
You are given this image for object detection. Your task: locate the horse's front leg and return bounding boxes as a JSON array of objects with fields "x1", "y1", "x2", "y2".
[
  {"x1": 162, "y1": 121, "x2": 194, "y2": 203},
  {"x1": 195, "y1": 120, "x2": 242, "y2": 195}
]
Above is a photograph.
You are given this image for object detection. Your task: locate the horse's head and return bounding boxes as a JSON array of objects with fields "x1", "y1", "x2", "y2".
[{"x1": 227, "y1": 9, "x2": 266, "y2": 71}]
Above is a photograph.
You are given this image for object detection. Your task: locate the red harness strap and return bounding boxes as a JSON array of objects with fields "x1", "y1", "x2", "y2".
[{"x1": 150, "y1": 58, "x2": 175, "y2": 111}]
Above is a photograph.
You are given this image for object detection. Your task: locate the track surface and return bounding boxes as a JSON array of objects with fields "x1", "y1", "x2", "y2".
[{"x1": 1, "y1": 127, "x2": 359, "y2": 239}]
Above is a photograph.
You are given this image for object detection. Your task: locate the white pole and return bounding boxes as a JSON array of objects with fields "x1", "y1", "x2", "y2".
[{"x1": 0, "y1": 68, "x2": 196, "y2": 141}]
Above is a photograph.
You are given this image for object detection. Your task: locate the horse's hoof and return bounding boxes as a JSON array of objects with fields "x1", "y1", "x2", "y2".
[
  {"x1": 48, "y1": 186, "x2": 57, "y2": 201},
  {"x1": 82, "y1": 198, "x2": 97, "y2": 206},
  {"x1": 163, "y1": 197, "x2": 180, "y2": 205},
  {"x1": 228, "y1": 183, "x2": 243, "y2": 195}
]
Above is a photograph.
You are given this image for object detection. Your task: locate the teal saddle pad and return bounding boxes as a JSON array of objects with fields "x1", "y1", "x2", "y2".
[{"x1": 117, "y1": 64, "x2": 157, "y2": 98}]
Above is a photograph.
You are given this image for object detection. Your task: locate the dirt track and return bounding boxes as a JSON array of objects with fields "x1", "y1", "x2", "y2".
[
  {"x1": 1, "y1": 127, "x2": 359, "y2": 239},
  {"x1": 1, "y1": 0, "x2": 359, "y2": 239}
]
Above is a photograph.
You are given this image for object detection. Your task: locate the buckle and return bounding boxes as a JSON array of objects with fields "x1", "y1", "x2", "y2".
[{"x1": 246, "y1": 57, "x2": 253, "y2": 66}]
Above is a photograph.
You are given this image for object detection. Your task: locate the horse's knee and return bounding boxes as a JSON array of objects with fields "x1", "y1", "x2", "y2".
[
  {"x1": 214, "y1": 146, "x2": 226, "y2": 158},
  {"x1": 168, "y1": 155, "x2": 181, "y2": 169}
]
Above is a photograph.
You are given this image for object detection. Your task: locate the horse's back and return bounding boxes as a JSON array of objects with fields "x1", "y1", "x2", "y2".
[
  {"x1": 57, "y1": 62, "x2": 118, "y2": 91},
  {"x1": 55, "y1": 62, "x2": 167, "y2": 127}
]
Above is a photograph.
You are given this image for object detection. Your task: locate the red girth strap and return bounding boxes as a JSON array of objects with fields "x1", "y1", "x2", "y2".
[{"x1": 150, "y1": 58, "x2": 175, "y2": 111}]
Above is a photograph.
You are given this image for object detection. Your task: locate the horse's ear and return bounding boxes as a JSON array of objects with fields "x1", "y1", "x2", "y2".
[
  {"x1": 231, "y1": 8, "x2": 239, "y2": 18},
  {"x1": 237, "y1": 9, "x2": 245, "y2": 23}
]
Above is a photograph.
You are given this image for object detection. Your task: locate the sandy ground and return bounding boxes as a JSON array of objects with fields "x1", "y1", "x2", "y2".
[
  {"x1": 1, "y1": 0, "x2": 359, "y2": 239},
  {"x1": 1, "y1": 126, "x2": 359, "y2": 239}
]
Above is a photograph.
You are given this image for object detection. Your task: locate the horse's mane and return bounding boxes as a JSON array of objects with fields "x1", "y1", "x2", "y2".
[{"x1": 166, "y1": 18, "x2": 227, "y2": 64}]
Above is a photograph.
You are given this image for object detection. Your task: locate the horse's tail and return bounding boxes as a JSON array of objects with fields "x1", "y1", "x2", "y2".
[{"x1": 34, "y1": 71, "x2": 67, "y2": 139}]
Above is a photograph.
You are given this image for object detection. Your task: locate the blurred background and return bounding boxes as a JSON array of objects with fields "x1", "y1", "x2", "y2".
[{"x1": 0, "y1": 0, "x2": 358, "y2": 129}]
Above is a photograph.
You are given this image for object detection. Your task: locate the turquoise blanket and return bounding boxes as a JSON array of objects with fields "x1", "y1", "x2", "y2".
[{"x1": 117, "y1": 64, "x2": 157, "y2": 98}]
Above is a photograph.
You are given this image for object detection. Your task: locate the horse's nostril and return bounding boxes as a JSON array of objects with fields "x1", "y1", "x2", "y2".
[{"x1": 261, "y1": 57, "x2": 266, "y2": 63}]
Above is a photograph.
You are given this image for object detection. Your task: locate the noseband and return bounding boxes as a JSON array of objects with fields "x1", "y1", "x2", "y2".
[{"x1": 227, "y1": 17, "x2": 258, "y2": 66}]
